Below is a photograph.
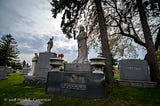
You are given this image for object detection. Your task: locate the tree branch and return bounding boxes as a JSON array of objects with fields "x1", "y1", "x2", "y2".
[{"x1": 109, "y1": 14, "x2": 146, "y2": 47}]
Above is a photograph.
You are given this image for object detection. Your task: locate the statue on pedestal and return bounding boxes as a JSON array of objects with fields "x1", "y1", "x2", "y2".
[
  {"x1": 73, "y1": 25, "x2": 88, "y2": 63},
  {"x1": 47, "y1": 37, "x2": 53, "y2": 52}
]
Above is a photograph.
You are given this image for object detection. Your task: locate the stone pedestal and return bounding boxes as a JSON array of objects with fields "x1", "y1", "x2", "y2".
[
  {"x1": 33, "y1": 52, "x2": 57, "y2": 78},
  {"x1": 90, "y1": 57, "x2": 106, "y2": 74},
  {"x1": 50, "y1": 58, "x2": 63, "y2": 71}
]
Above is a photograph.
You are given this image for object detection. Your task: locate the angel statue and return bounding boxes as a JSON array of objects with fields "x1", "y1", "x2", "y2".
[{"x1": 47, "y1": 36, "x2": 53, "y2": 52}]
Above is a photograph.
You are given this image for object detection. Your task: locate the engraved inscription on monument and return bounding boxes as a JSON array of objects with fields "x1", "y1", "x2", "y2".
[
  {"x1": 65, "y1": 74, "x2": 85, "y2": 83},
  {"x1": 61, "y1": 83, "x2": 86, "y2": 90},
  {"x1": 127, "y1": 66, "x2": 141, "y2": 71},
  {"x1": 60, "y1": 74, "x2": 86, "y2": 90}
]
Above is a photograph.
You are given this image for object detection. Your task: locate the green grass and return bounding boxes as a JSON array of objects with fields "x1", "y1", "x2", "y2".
[
  {"x1": 0, "y1": 73, "x2": 45, "y2": 106},
  {"x1": 114, "y1": 73, "x2": 120, "y2": 79},
  {"x1": 0, "y1": 73, "x2": 160, "y2": 106}
]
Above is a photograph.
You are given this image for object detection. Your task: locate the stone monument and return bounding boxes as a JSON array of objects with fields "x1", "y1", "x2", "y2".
[
  {"x1": 33, "y1": 52, "x2": 56, "y2": 78},
  {"x1": 23, "y1": 37, "x2": 57, "y2": 86},
  {"x1": 46, "y1": 28, "x2": 106, "y2": 98},
  {"x1": 118, "y1": 59, "x2": 157, "y2": 87},
  {"x1": 73, "y1": 25, "x2": 88, "y2": 63},
  {"x1": 46, "y1": 60, "x2": 106, "y2": 98},
  {"x1": 0, "y1": 66, "x2": 7, "y2": 80}
]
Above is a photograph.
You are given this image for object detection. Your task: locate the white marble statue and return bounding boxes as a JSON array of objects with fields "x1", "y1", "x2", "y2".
[
  {"x1": 29, "y1": 53, "x2": 38, "y2": 76},
  {"x1": 47, "y1": 37, "x2": 53, "y2": 52},
  {"x1": 73, "y1": 25, "x2": 88, "y2": 63}
]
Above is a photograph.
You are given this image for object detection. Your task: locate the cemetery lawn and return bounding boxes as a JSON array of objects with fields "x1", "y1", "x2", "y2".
[{"x1": 0, "y1": 73, "x2": 160, "y2": 106}]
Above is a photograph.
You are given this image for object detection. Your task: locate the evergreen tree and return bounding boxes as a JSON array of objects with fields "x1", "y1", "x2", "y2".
[{"x1": 0, "y1": 34, "x2": 22, "y2": 69}]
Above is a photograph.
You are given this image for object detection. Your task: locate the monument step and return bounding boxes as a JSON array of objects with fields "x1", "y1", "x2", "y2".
[{"x1": 117, "y1": 79, "x2": 157, "y2": 88}]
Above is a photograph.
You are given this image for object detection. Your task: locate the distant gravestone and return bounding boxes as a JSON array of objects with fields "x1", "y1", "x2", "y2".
[
  {"x1": 6, "y1": 67, "x2": 12, "y2": 75},
  {"x1": 21, "y1": 66, "x2": 31, "y2": 75},
  {"x1": 118, "y1": 59, "x2": 157, "y2": 87},
  {"x1": 0, "y1": 66, "x2": 7, "y2": 80},
  {"x1": 119, "y1": 59, "x2": 150, "y2": 81}
]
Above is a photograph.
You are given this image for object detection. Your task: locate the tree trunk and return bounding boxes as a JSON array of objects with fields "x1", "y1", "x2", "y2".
[
  {"x1": 155, "y1": 28, "x2": 160, "y2": 51},
  {"x1": 94, "y1": 0, "x2": 114, "y2": 84},
  {"x1": 158, "y1": 0, "x2": 160, "y2": 12},
  {"x1": 137, "y1": 0, "x2": 160, "y2": 84}
]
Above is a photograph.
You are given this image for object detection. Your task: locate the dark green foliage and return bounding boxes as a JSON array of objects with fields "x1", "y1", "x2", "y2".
[
  {"x1": 51, "y1": 0, "x2": 89, "y2": 38},
  {"x1": 0, "y1": 34, "x2": 22, "y2": 69}
]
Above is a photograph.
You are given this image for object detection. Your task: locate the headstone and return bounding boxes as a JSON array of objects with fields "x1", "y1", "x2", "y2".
[
  {"x1": 118, "y1": 59, "x2": 157, "y2": 87},
  {"x1": 0, "y1": 66, "x2": 7, "y2": 80},
  {"x1": 119, "y1": 59, "x2": 150, "y2": 81},
  {"x1": 33, "y1": 52, "x2": 57, "y2": 78},
  {"x1": 46, "y1": 63, "x2": 106, "y2": 98}
]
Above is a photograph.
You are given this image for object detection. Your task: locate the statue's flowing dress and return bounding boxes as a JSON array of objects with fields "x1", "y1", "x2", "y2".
[{"x1": 73, "y1": 30, "x2": 88, "y2": 63}]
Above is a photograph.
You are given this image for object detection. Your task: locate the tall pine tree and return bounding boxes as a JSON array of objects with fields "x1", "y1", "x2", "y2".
[{"x1": 0, "y1": 34, "x2": 22, "y2": 69}]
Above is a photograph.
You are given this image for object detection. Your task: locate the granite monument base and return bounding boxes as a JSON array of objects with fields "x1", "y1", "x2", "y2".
[
  {"x1": 117, "y1": 80, "x2": 157, "y2": 88},
  {"x1": 46, "y1": 63, "x2": 106, "y2": 98}
]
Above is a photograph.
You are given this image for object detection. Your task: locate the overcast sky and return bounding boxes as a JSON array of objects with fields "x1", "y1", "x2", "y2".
[
  {"x1": 0, "y1": 0, "x2": 98, "y2": 64},
  {"x1": 0, "y1": 0, "x2": 148, "y2": 65}
]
